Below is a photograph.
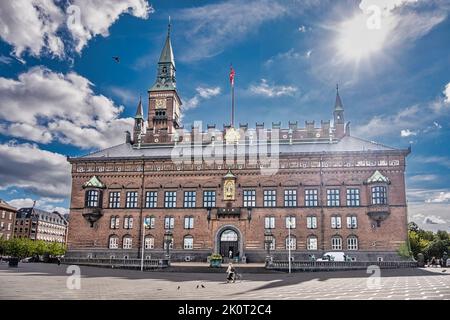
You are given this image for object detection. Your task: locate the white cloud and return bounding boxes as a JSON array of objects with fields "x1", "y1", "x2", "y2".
[
  {"x1": 400, "y1": 129, "x2": 417, "y2": 137},
  {"x1": 0, "y1": 55, "x2": 14, "y2": 65},
  {"x1": 0, "y1": 66, "x2": 133, "y2": 149},
  {"x1": 409, "y1": 175, "x2": 438, "y2": 182},
  {"x1": 249, "y1": 79, "x2": 298, "y2": 98},
  {"x1": 109, "y1": 86, "x2": 138, "y2": 105},
  {"x1": 426, "y1": 192, "x2": 450, "y2": 203},
  {"x1": 68, "y1": 0, "x2": 152, "y2": 53},
  {"x1": 177, "y1": 0, "x2": 286, "y2": 61},
  {"x1": 444, "y1": 83, "x2": 450, "y2": 104},
  {"x1": 0, "y1": 142, "x2": 71, "y2": 198},
  {"x1": 0, "y1": 0, "x2": 152, "y2": 59},
  {"x1": 423, "y1": 215, "x2": 446, "y2": 225},
  {"x1": 8, "y1": 197, "x2": 68, "y2": 215},
  {"x1": 183, "y1": 86, "x2": 221, "y2": 110}
]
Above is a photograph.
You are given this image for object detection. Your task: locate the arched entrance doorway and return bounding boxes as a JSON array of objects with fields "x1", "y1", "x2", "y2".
[{"x1": 219, "y1": 229, "x2": 239, "y2": 259}]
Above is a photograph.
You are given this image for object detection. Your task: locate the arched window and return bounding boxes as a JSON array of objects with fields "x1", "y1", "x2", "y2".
[
  {"x1": 346, "y1": 215, "x2": 357, "y2": 229},
  {"x1": 109, "y1": 235, "x2": 118, "y2": 249},
  {"x1": 285, "y1": 236, "x2": 296, "y2": 250},
  {"x1": 123, "y1": 236, "x2": 132, "y2": 249},
  {"x1": 331, "y1": 215, "x2": 341, "y2": 229},
  {"x1": 307, "y1": 236, "x2": 318, "y2": 250},
  {"x1": 85, "y1": 190, "x2": 101, "y2": 208},
  {"x1": 124, "y1": 216, "x2": 133, "y2": 229},
  {"x1": 347, "y1": 236, "x2": 358, "y2": 250},
  {"x1": 144, "y1": 216, "x2": 155, "y2": 229},
  {"x1": 164, "y1": 216, "x2": 174, "y2": 229},
  {"x1": 184, "y1": 235, "x2": 194, "y2": 250},
  {"x1": 110, "y1": 216, "x2": 119, "y2": 229},
  {"x1": 144, "y1": 236, "x2": 154, "y2": 249},
  {"x1": 331, "y1": 236, "x2": 342, "y2": 250},
  {"x1": 221, "y1": 229, "x2": 238, "y2": 241}
]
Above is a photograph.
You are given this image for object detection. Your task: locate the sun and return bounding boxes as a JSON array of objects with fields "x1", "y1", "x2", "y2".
[{"x1": 336, "y1": 13, "x2": 391, "y2": 63}]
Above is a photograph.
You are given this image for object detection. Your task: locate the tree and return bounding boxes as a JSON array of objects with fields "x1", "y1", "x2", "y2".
[
  {"x1": 46, "y1": 242, "x2": 66, "y2": 257},
  {"x1": 436, "y1": 230, "x2": 449, "y2": 241},
  {"x1": 5, "y1": 238, "x2": 32, "y2": 259},
  {"x1": 424, "y1": 239, "x2": 450, "y2": 260}
]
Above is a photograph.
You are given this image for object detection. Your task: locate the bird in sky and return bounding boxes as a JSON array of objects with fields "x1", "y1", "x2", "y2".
[
  {"x1": 201, "y1": 284, "x2": 205, "y2": 288},
  {"x1": 177, "y1": 286, "x2": 180, "y2": 290},
  {"x1": 112, "y1": 56, "x2": 120, "y2": 63},
  {"x1": 196, "y1": 285, "x2": 199, "y2": 289}
]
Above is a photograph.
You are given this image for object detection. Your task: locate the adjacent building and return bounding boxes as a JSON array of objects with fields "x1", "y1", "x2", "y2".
[
  {"x1": 15, "y1": 208, "x2": 68, "y2": 244},
  {"x1": 66, "y1": 24, "x2": 410, "y2": 262},
  {"x1": 0, "y1": 199, "x2": 16, "y2": 240}
]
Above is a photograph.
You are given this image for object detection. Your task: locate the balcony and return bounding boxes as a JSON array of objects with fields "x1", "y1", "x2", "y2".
[
  {"x1": 367, "y1": 204, "x2": 390, "y2": 223},
  {"x1": 82, "y1": 208, "x2": 103, "y2": 227},
  {"x1": 217, "y1": 207, "x2": 241, "y2": 217}
]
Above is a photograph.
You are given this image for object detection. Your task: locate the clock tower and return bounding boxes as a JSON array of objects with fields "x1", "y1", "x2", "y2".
[{"x1": 147, "y1": 20, "x2": 182, "y2": 135}]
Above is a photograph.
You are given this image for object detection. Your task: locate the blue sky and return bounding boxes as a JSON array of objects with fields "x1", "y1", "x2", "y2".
[{"x1": 0, "y1": 0, "x2": 449, "y2": 231}]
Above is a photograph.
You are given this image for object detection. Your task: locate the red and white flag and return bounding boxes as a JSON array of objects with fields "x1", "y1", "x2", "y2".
[{"x1": 229, "y1": 65, "x2": 235, "y2": 86}]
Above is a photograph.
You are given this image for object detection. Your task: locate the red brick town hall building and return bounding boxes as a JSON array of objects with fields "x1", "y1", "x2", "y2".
[{"x1": 66, "y1": 25, "x2": 411, "y2": 263}]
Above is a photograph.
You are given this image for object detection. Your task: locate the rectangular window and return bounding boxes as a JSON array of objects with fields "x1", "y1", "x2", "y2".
[
  {"x1": 1, "y1": 211, "x2": 4, "y2": 219},
  {"x1": 285, "y1": 216, "x2": 296, "y2": 229},
  {"x1": 243, "y1": 189, "x2": 256, "y2": 207},
  {"x1": 307, "y1": 237, "x2": 318, "y2": 250},
  {"x1": 332, "y1": 237, "x2": 342, "y2": 250},
  {"x1": 305, "y1": 189, "x2": 318, "y2": 207},
  {"x1": 346, "y1": 188, "x2": 360, "y2": 206},
  {"x1": 264, "y1": 216, "x2": 275, "y2": 229},
  {"x1": 86, "y1": 190, "x2": 100, "y2": 208},
  {"x1": 372, "y1": 186, "x2": 387, "y2": 205},
  {"x1": 307, "y1": 216, "x2": 317, "y2": 229},
  {"x1": 109, "y1": 192, "x2": 120, "y2": 208},
  {"x1": 347, "y1": 216, "x2": 358, "y2": 229},
  {"x1": 7, "y1": 223, "x2": 11, "y2": 231},
  {"x1": 203, "y1": 191, "x2": 216, "y2": 208},
  {"x1": 184, "y1": 191, "x2": 196, "y2": 208},
  {"x1": 164, "y1": 216, "x2": 175, "y2": 229},
  {"x1": 9, "y1": 212, "x2": 12, "y2": 220},
  {"x1": 263, "y1": 190, "x2": 276, "y2": 207},
  {"x1": 165, "y1": 191, "x2": 177, "y2": 208},
  {"x1": 124, "y1": 216, "x2": 133, "y2": 229},
  {"x1": 145, "y1": 191, "x2": 157, "y2": 208},
  {"x1": 145, "y1": 239, "x2": 154, "y2": 250},
  {"x1": 184, "y1": 237, "x2": 194, "y2": 250},
  {"x1": 125, "y1": 191, "x2": 138, "y2": 208},
  {"x1": 331, "y1": 216, "x2": 342, "y2": 229},
  {"x1": 144, "y1": 216, "x2": 155, "y2": 229},
  {"x1": 184, "y1": 217, "x2": 194, "y2": 229},
  {"x1": 327, "y1": 189, "x2": 340, "y2": 207},
  {"x1": 284, "y1": 189, "x2": 297, "y2": 207}
]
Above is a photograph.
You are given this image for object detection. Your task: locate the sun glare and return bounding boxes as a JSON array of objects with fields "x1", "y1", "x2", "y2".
[{"x1": 336, "y1": 13, "x2": 391, "y2": 63}]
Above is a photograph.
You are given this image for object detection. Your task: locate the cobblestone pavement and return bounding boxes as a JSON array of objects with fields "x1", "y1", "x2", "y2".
[{"x1": 0, "y1": 263, "x2": 449, "y2": 300}]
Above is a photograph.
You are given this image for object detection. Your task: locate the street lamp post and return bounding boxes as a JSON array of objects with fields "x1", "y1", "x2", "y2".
[
  {"x1": 164, "y1": 230, "x2": 173, "y2": 263},
  {"x1": 288, "y1": 220, "x2": 292, "y2": 274},
  {"x1": 264, "y1": 229, "x2": 273, "y2": 266}
]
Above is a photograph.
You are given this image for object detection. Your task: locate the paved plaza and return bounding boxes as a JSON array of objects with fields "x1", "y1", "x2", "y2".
[{"x1": 0, "y1": 262, "x2": 449, "y2": 300}]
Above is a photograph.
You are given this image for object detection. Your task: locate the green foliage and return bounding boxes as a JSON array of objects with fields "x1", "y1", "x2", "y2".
[
  {"x1": 408, "y1": 226, "x2": 450, "y2": 260},
  {"x1": 2, "y1": 238, "x2": 66, "y2": 259},
  {"x1": 436, "y1": 230, "x2": 449, "y2": 241},
  {"x1": 397, "y1": 242, "x2": 412, "y2": 258}
]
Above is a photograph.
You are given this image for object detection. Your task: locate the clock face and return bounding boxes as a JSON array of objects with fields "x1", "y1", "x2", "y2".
[{"x1": 155, "y1": 99, "x2": 166, "y2": 109}]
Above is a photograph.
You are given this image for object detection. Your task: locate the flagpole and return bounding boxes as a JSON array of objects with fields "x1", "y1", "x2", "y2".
[{"x1": 232, "y1": 80, "x2": 235, "y2": 127}]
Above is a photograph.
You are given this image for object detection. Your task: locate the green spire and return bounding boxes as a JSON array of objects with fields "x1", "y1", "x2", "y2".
[
  {"x1": 335, "y1": 84, "x2": 344, "y2": 111},
  {"x1": 135, "y1": 96, "x2": 143, "y2": 119},
  {"x1": 159, "y1": 17, "x2": 175, "y2": 68}
]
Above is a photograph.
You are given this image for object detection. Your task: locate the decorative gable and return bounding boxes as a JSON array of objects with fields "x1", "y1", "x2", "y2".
[
  {"x1": 366, "y1": 170, "x2": 389, "y2": 184},
  {"x1": 83, "y1": 176, "x2": 106, "y2": 189}
]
